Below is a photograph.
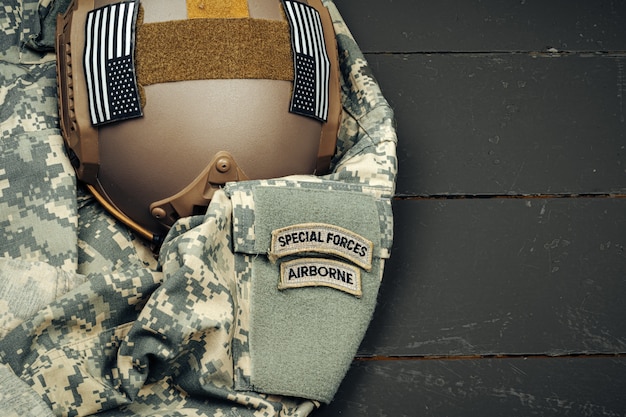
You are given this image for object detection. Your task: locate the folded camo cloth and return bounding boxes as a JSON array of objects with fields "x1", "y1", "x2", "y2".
[{"x1": 0, "y1": 1, "x2": 397, "y2": 415}]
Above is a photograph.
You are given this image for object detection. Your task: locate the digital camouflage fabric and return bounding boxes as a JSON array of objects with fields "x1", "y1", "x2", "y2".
[{"x1": 0, "y1": 0, "x2": 397, "y2": 416}]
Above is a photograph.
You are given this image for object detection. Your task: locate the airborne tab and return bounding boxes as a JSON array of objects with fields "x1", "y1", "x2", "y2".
[{"x1": 279, "y1": 258, "x2": 362, "y2": 297}]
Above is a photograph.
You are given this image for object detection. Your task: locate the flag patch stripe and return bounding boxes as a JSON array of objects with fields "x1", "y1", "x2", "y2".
[{"x1": 84, "y1": 1, "x2": 142, "y2": 126}]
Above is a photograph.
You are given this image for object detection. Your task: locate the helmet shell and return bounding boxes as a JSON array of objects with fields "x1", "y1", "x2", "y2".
[{"x1": 56, "y1": 0, "x2": 341, "y2": 242}]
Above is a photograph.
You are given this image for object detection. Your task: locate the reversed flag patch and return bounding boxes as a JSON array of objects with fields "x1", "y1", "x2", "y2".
[
  {"x1": 84, "y1": 0, "x2": 142, "y2": 126},
  {"x1": 282, "y1": 0, "x2": 330, "y2": 122}
]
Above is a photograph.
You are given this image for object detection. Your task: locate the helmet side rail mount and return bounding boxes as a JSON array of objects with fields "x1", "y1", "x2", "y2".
[
  {"x1": 85, "y1": 151, "x2": 248, "y2": 244},
  {"x1": 149, "y1": 151, "x2": 249, "y2": 226}
]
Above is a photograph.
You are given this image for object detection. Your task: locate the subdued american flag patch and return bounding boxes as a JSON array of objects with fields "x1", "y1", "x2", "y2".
[
  {"x1": 84, "y1": 0, "x2": 142, "y2": 126},
  {"x1": 282, "y1": 0, "x2": 330, "y2": 122}
]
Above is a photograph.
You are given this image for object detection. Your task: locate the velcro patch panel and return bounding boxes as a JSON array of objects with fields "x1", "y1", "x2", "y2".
[
  {"x1": 135, "y1": 18, "x2": 293, "y2": 86},
  {"x1": 186, "y1": 0, "x2": 249, "y2": 19}
]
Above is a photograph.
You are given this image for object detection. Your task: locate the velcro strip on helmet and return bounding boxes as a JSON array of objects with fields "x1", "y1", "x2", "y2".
[{"x1": 135, "y1": 18, "x2": 294, "y2": 86}]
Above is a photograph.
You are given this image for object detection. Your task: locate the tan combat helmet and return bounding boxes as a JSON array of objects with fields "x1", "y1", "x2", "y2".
[{"x1": 56, "y1": 0, "x2": 341, "y2": 244}]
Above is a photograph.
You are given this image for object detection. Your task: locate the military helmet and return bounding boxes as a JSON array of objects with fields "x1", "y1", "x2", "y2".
[{"x1": 56, "y1": 0, "x2": 341, "y2": 244}]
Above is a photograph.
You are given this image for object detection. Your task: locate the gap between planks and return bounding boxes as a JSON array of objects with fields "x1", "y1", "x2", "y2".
[
  {"x1": 366, "y1": 50, "x2": 626, "y2": 57},
  {"x1": 354, "y1": 352, "x2": 626, "y2": 362},
  {"x1": 395, "y1": 193, "x2": 626, "y2": 201}
]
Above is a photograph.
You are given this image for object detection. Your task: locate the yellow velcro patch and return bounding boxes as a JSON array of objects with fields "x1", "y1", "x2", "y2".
[{"x1": 186, "y1": 0, "x2": 249, "y2": 19}]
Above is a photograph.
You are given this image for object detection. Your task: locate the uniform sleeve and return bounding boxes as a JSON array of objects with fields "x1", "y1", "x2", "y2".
[{"x1": 219, "y1": 0, "x2": 397, "y2": 403}]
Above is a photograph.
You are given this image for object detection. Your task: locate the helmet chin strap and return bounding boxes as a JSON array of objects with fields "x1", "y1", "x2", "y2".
[{"x1": 85, "y1": 183, "x2": 156, "y2": 243}]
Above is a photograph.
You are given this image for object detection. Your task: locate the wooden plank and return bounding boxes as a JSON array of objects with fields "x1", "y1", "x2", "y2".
[
  {"x1": 334, "y1": 0, "x2": 626, "y2": 53},
  {"x1": 365, "y1": 53, "x2": 626, "y2": 196},
  {"x1": 357, "y1": 198, "x2": 626, "y2": 357},
  {"x1": 316, "y1": 357, "x2": 626, "y2": 417}
]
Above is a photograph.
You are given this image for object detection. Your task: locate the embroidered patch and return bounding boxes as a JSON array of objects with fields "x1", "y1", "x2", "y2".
[
  {"x1": 270, "y1": 223, "x2": 374, "y2": 270},
  {"x1": 279, "y1": 258, "x2": 362, "y2": 297},
  {"x1": 282, "y1": 0, "x2": 330, "y2": 122},
  {"x1": 84, "y1": 0, "x2": 142, "y2": 126}
]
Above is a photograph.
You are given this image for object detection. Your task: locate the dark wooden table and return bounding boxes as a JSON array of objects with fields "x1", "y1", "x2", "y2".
[{"x1": 317, "y1": 1, "x2": 626, "y2": 415}]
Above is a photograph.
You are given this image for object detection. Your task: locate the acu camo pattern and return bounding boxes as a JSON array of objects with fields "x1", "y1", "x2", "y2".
[{"x1": 0, "y1": 0, "x2": 397, "y2": 415}]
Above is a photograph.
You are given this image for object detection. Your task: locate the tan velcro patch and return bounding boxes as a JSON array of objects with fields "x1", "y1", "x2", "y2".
[{"x1": 135, "y1": 18, "x2": 293, "y2": 86}]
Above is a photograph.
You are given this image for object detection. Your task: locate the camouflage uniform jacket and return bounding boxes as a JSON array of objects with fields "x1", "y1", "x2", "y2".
[{"x1": 0, "y1": 0, "x2": 397, "y2": 416}]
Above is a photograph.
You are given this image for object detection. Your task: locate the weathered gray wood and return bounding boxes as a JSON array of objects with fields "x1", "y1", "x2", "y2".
[
  {"x1": 323, "y1": 2, "x2": 626, "y2": 416},
  {"x1": 334, "y1": 0, "x2": 626, "y2": 53},
  {"x1": 317, "y1": 357, "x2": 626, "y2": 417},
  {"x1": 358, "y1": 198, "x2": 626, "y2": 357},
  {"x1": 365, "y1": 53, "x2": 626, "y2": 196}
]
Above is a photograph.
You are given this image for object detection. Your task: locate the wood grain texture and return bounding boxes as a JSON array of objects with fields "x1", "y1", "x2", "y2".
[
  {"x1": 370, "y1": 54, "x2": 626, "y2": 196},
  {"x1": 317, "y1": 358, "x2": 626, "y2": 417},
  {"x1": 358, "y1": 198, "x2": 626, "y2": 357},
  {"x1": 326, "y1": 0, "x2": 626, "y2": 415},
  {"x1": 334, "y1": 0, "x2": 626, "y2": 53}
]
